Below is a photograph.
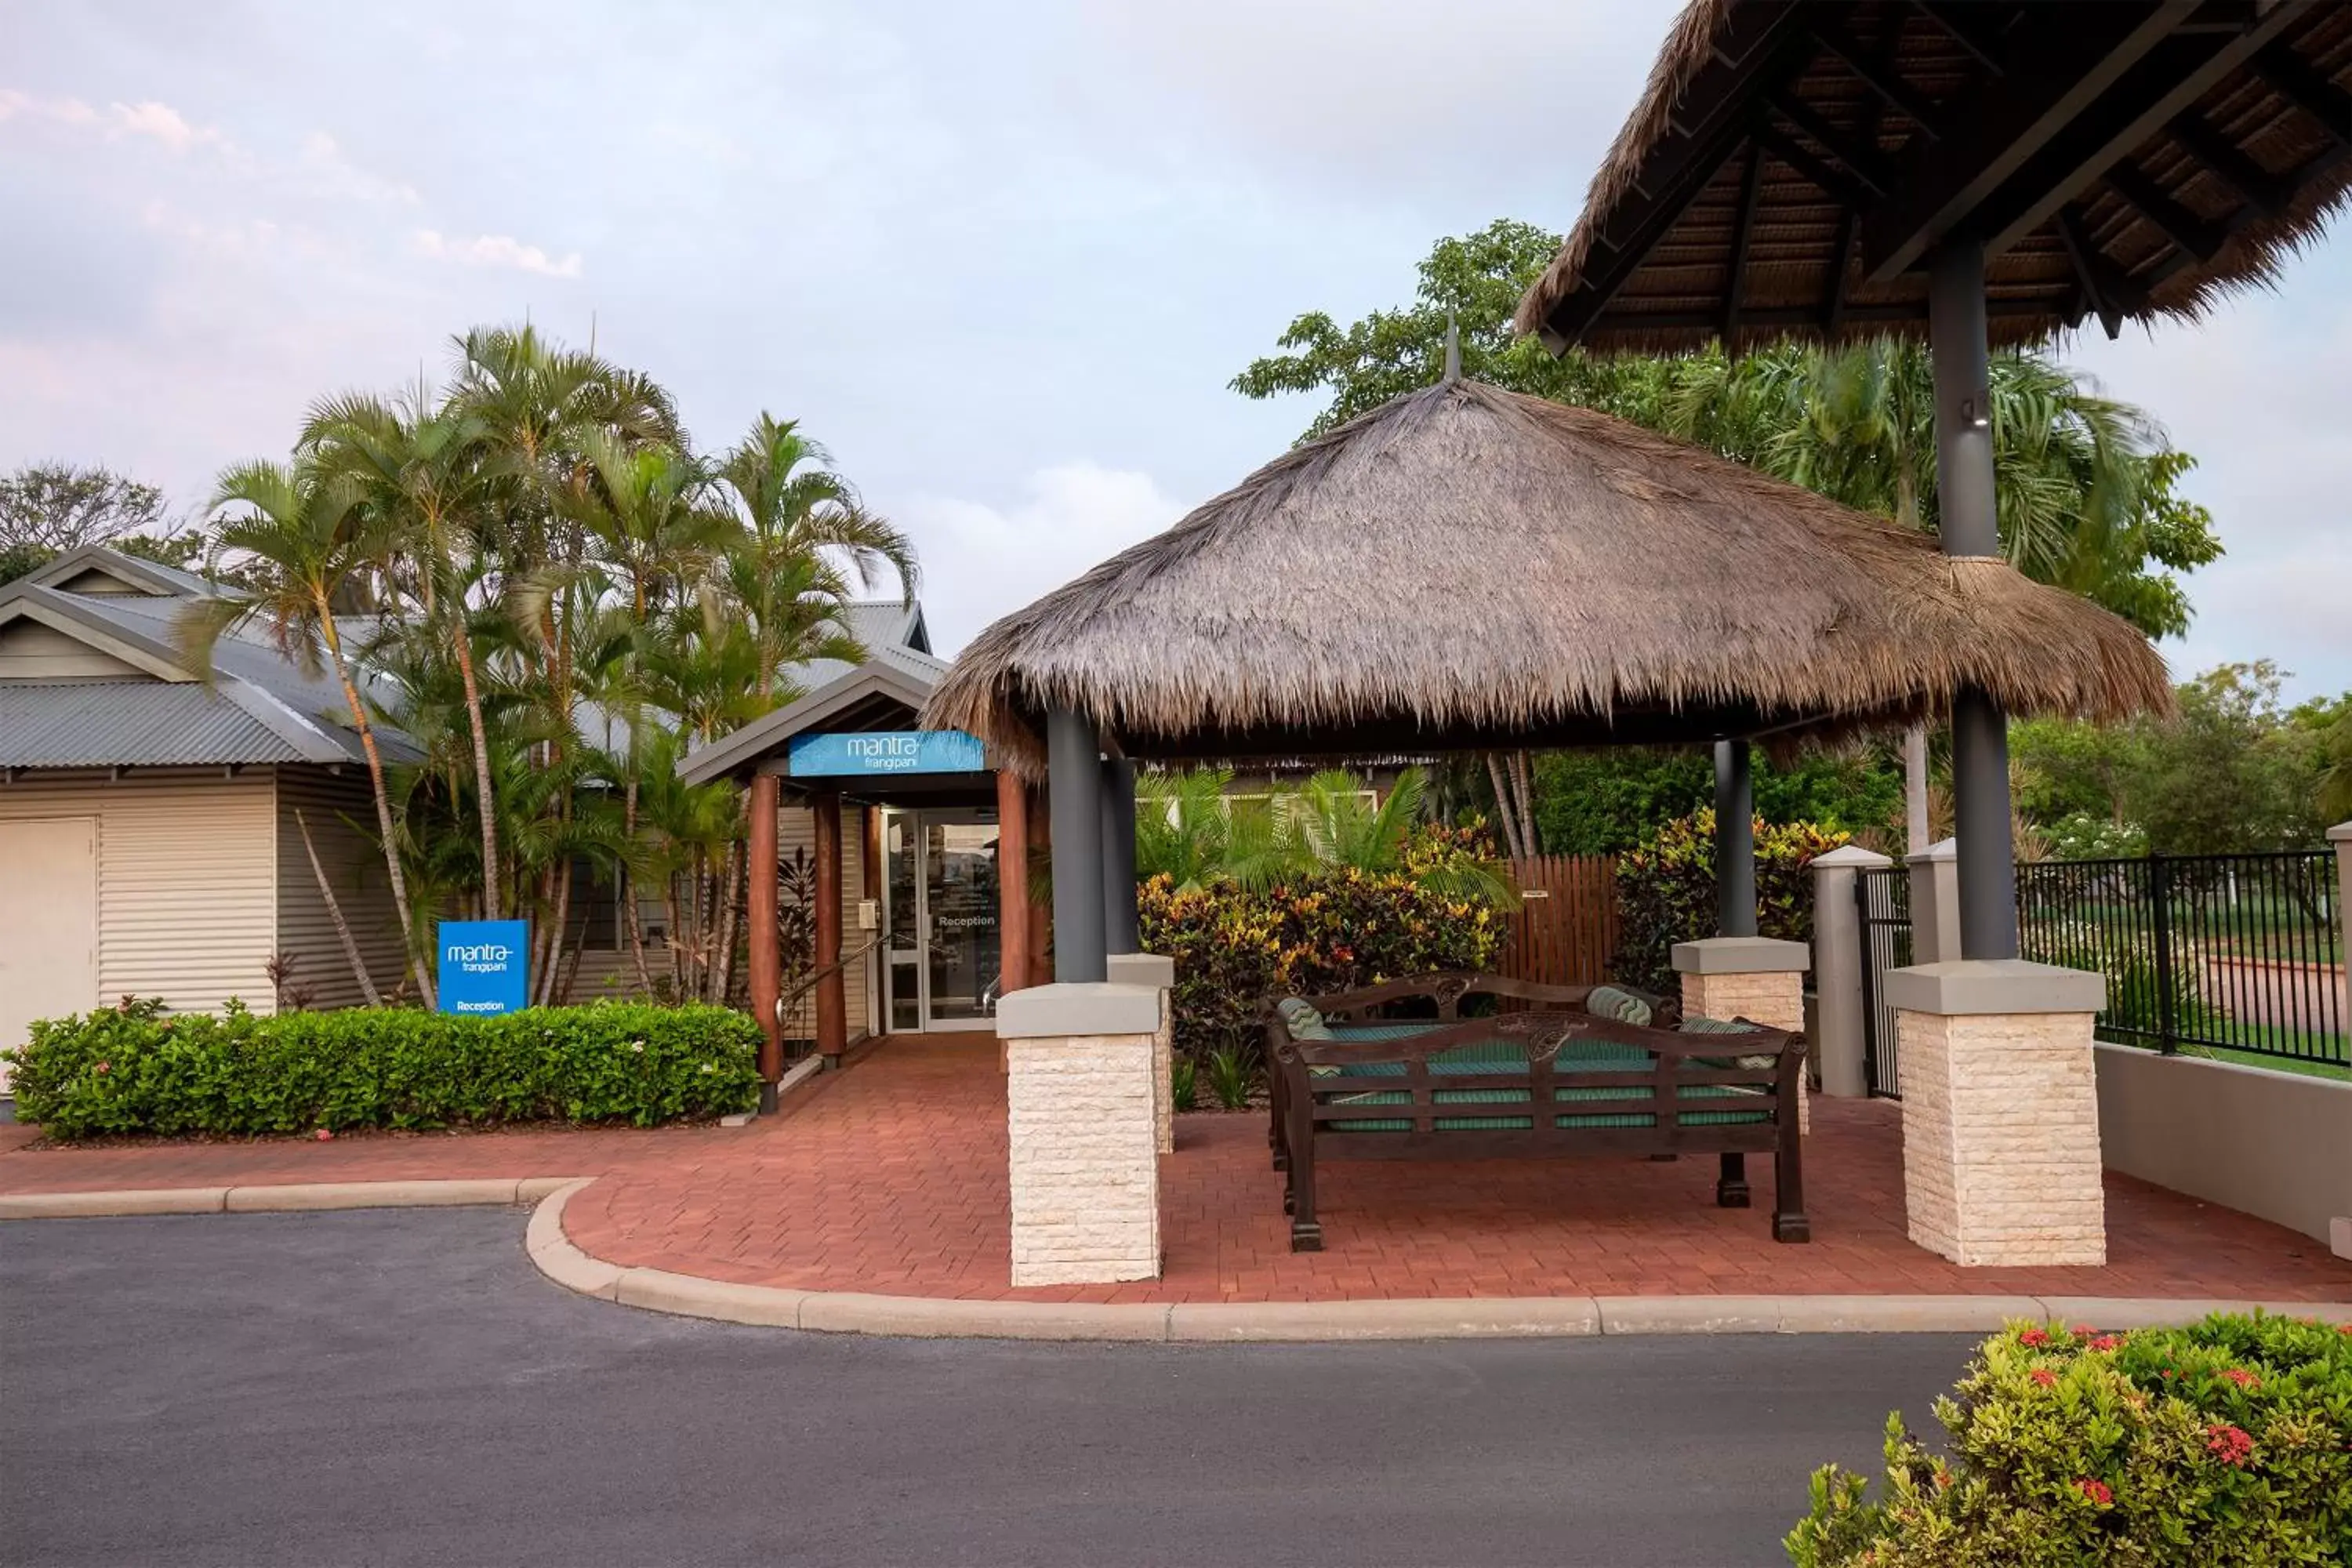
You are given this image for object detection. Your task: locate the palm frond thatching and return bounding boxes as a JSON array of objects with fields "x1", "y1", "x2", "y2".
[{"x1": 924, "y1": 379, "x2": 2174, "y2": 777}]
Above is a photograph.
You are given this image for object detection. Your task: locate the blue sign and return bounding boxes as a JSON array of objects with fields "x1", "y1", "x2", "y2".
[
  {"x1": 787, "y1": 729, "x2": 986, "y2": 778},
  {"x1": 437, "y1": 920, "x2": 530, "y2": 1015}
]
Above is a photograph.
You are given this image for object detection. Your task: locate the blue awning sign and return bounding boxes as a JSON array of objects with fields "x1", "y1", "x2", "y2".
[{"x1": 787, "y1": 730, "x2": 986, "y2": 777}]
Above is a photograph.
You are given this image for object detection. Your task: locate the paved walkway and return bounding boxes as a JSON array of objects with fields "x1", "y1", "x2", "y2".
[{"x1": 14, "y1": 1036, "x2": 2339, "y2": 1304}]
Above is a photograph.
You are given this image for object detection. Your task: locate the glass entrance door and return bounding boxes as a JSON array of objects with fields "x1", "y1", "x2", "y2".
[{"x1": 880, "y1": 808, "x2": 1002, "y2": 1032}]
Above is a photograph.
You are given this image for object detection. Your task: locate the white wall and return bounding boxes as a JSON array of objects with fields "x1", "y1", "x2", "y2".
[{"x1": 2096, "y1": 1043, "x2": 2352, "y2": 1248}]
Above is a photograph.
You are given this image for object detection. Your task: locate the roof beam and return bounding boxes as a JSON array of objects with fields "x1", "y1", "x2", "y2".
[
  {"x1": 1860, "y1": 0, "x2": 2204, "y2": 281},
  {"x1": 1813, "y1": 24, "x2": 1945, "y2": 138},
  {"x1": 1755, "y1": 121, "x2": 1872, "y2": 207},
  {"x1": 2104, "y1": 160, "x2": 2227, "y2": 260},
  {"x1": 2055, "y1": 204, "x2": 2143, "y2": 337},
  {"x1": 1973, "y1": 3, "x2": 2314, "y2": 261},
  {"x1": 1543, "y1": 116, "x2": 1760, "y2": 346},
  {"x1": 1764, "y1": 91, "x2": 1893, "y2": 195},
  {"x1": 1822, "y1": 205, "x2": 1860, "y2": 335},
  {"x1": 1724, "y1": 140, "x2": 1766, "y2": 346},
  {"x1": 1911, "y1": 2, "x2": 2010, "y2": 74},
  {"x1": 2167, "y1": 112, "x2": 2292, "y2": 215},
  {"x1": 2249, "y1": 41, "x2": 2352, "y2": 147}
]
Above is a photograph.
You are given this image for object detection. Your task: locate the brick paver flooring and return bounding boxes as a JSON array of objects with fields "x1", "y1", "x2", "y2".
[{"x1": 9, "y1": 1036, "x2": 2347, "y2": 1305}]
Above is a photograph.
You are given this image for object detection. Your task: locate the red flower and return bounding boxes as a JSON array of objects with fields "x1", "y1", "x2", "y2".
[
  {"x1": 2069, "y1": 1324, "x2": 2095, "y2": 1337},
  {"x1": 2031, "y1": 1369, "x2": 2059, "y2": 1388},
  {"x1": 2088, "y1": 1334, "x2": 2122, "y2": 1352},
  {"x1": 94, "y1": 1061, "x2": 110, "y2": 1074},
  {"x1": 2019, "y1": 1328, "x2": 2051, "y2": 1348},
  {"x1": 2205, "y1": 1425, "x2": 2254, "y2": 1466},
  {"x1": 314, "y1": 1128, "x2": 334, "y2": 1142},
  {"x1": 2220, "y1": 1368, "x2": 2259, "y2": 1389},
  {"x1": 2077, "y1": 1479, "x2": 2112, "y2": 1506}
]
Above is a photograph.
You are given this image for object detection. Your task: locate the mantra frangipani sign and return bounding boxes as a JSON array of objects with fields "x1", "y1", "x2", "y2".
[{"x1": 786, "y1": 729, "x2": 986, "y2": 778}]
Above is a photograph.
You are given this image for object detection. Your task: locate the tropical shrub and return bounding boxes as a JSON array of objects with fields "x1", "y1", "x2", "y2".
[
  {"x1": 1205, "y1": 1048, "x2": 1254, "y2": 1110},
  {"x1": 1613, "y1": 810, "x2": 1848, "y2": 993},
  {"x1": 2044, "y1": 811, "x2": 2150, "y2": 860},
  {"x1": 3, "y1": 997, "x2": 760, "y2": 1138},
  {"x1": 1788, "y1": 1313, "x2": 2352, "y2": 1566},
  {"x1": 1138, "y1": 868, "x2": 1506, "y2": 1069}
]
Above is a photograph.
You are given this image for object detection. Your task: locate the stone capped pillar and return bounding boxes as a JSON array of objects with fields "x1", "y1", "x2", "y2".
[
  {"x1": 1887, "y1": 960, "x2": 2108, "y2": 1267},
  {"x1": 1809, "y1": 844, "x2": 1892, "y2": 1098},
  {"x1": 996, "y1": 983, "x2": 1162, "y2": 1287},
  {"x1": 1907, "y1": 837, "x2": 1963, "y2": 964},
  {"x1": 1106, "y1": 952, "x2": 1177, "y2": 1155},
  {"x1": 1673, "y1": 935, "x2": 1812, "y2": 1132}
]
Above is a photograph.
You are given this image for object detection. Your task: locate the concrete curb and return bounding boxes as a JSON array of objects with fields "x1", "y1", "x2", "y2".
[
  {"x1": 14, "y1": 1180, "x2": 2350, "y2": 1341},
  {"x1": 0, "y1": 1176, "x2": 590, "y2": 1220},
  {"x1": 521, "y1": 1188, "x2": 2352, "y2": 1341}
]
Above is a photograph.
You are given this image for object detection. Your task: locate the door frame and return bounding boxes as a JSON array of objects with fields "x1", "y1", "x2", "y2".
[{"x1": 880, "y1": 806, "x2": 1000, "y2": 1033}]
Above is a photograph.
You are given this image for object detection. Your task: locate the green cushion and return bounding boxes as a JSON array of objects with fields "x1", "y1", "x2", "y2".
[
  {"x1": 1315, "y1": 1033, "x2": 1775, "y2": 1132},
  {"x1": 1585, "y1": 984, "x2": 1653, "y2": 1027}
]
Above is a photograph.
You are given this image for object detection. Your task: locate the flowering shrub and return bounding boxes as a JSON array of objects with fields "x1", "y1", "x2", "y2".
[
  {"x1": 1788, "y1": 1313, "x2": 2352, "y2": 1566},
  {"x1": 1613, "y1": 810, "x2": 1848, "y2": 993},
  {"x1": 2, "y1": 997, "x2": 760, "y2": 1138},
  {"x1": 1137, "y1": 867, "x2": 1504, "y2": 1068},
  {"x1": 2044, "y1": 811, "x2": 2150, "y2": 859}
]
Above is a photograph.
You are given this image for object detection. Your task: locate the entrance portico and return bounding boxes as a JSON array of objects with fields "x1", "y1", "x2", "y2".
[{"x1": 681, "y1": 652, "x2": 1044, "y2": 1107}]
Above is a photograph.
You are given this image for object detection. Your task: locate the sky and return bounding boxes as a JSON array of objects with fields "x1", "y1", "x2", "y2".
[{"x1": 3, "y1": 0, "x2": 2347, "y2": 697}]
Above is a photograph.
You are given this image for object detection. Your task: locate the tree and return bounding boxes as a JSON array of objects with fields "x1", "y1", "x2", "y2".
[
  {"x1": 0, "y1": 463, "x2": 172, "y2": 554},
  {"x1": 180, "y1": 459, "x2": 435, "y2": 1004},
  {"x1": 1237, "y1": 221, "x2": 2223, "y2": 855}
]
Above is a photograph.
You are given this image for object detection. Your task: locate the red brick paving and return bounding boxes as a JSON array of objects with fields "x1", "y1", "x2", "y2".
[{"x1": 9, "y1": 1036, "x2": 2347, "y2": 1305}]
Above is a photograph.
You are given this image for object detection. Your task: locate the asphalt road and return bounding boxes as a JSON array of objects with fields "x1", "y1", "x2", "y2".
[{"x1": 0, "y1": 1209, "x2": 1973, "y2": 1568}]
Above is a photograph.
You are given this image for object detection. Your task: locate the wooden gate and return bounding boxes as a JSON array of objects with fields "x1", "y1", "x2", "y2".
[{"x1": 1500, "y1": 855, "x2": 1619, "y2": 986}]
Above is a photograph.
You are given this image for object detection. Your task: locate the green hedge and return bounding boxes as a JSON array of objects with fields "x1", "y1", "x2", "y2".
[
  {"x1": 2, "y1": 998, "x2": 761, "y2": 1138},
  {"x1": 1613, "y1": 809, "x2": 1847, "y2": 993},
  {"x1": 1791, "y1": 1314, "x2": 2352, "y2": 1566},
  {"x1": 1138, "y1": 869, "x2": 1505, "y2": 1067}
]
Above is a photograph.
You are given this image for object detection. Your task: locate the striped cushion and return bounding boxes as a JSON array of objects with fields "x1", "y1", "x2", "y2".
[
  {"x1": 1584, "y1": 985, "x2": 1653, "y2": 1027},
  {"x1": 1679, "y1": 1014, "x2": 1777, "y2": 1071},
  {"x1": 1275, "y1": 996, "x2": 1333, "y2": 1040}
]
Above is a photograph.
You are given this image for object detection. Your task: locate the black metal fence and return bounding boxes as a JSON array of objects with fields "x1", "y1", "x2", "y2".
[
  {"x1": 2016, "y1": 850, "x2": 2345, "y2": 1069},
  {"x1": 1853, "y1": 866, "x2": 1911, "y2": 1097}
]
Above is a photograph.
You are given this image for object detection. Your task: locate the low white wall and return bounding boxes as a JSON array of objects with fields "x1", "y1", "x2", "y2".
[{"x1": 2095, "y1": 1044, "x2": 2352, "y2": 1248}]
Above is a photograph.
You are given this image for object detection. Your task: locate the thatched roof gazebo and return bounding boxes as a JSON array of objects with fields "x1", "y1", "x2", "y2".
[
  {"x1": 931, "y1": 376, "x2": 2165, "y2": 771},
  {"x1": 925, "y1": 370, "x2": 2171, "y2": 984}
]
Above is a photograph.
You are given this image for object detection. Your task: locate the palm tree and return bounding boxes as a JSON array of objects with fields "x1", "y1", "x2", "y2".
[
  {"x1": 1135, "y1": 768, "x2": 1295, "y2": 891},
  {"x1": 300, "y1": 382, "x2": 514, "y2": 917},
  {"x1": 1290, "y1": 768, "x2": 1516, "y2": 904},
  {"x1": 180, "y1": 459, "x2": 436, "y2": 1004}
]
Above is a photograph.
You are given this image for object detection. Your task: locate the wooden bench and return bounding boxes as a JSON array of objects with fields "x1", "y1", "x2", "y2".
[{"x1": 1262, "y1": 975, "x2": 1807, "y2": 1253}]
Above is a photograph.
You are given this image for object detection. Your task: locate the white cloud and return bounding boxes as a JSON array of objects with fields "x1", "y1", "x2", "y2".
[
  {"x1": 901, "y1": 463, "x2": 1189, "y2": 652},
  {"x1": 0, "y1": 89, "x2": 232, "y2": 154},
  {"x1": 408, "y1": 228, "x2": 583, "y2": 279}
]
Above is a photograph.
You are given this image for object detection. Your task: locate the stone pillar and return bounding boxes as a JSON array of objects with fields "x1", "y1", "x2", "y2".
[
  {"x1": 997, "y1": 983, "x2": 1163, "y2": 1287},
  {"x1": 1673, "y1": 935, "x2": 1811, "y2": 1132},
  {"x1": 1809, "y1": 844, "x2": 1892, "y2": 1098},
  {"x1": 1107, "y1": 952, "x2": 1176, "y2": 1155},
  {"x1": 1907, "y1": 837, "x2": 1963, "y2": 964},
  {"x1": 1886, "y1": 960, "x2": 2108, "y2": 1267}
]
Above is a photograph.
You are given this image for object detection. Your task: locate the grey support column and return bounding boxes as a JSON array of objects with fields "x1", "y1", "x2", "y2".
[
  {"x1": 1929, "y1": 237, "x2": 2019, "y2": 960},
  {"x1": 1046, "y1": 707, "x2": 1107, "y2": 983},
  {"x1": 1100, "y1": 757, "x2": 1140, "y2": 956},
  {"x1": 1714, "y1": 739, "x2": 1757, "y2": 938}
]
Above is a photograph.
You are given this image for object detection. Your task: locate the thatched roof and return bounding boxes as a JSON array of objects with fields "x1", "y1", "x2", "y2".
[
  {"x1": 923, "y1": 379, "x2": 2172, "y2": 776},
  {"x1": 1515, "y1": 0, "x2": 2352, "y2": 353}
]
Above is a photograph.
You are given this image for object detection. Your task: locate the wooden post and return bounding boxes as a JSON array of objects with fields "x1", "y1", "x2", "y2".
[
  {"x1": 814, "y1": 786, "x2": 846, "y2": 1065},
  {"x1": 1029, "y1": 783, "x2": 1054, "y2": 988},
  {"x1": 748, "y1": 772, "x2": 782, "y2": 1111},
  {"x1": 996, "y1": 768, "x2": 1030, "y2": 999}
]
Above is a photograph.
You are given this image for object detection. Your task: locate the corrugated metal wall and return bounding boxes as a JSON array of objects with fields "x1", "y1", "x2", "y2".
[
  {"x1": 0, "y1": 769, "x2": 278, "y2": 1014},
  {"x1": 274, "y1": 767, "x2": 408, "y2": 1009}
]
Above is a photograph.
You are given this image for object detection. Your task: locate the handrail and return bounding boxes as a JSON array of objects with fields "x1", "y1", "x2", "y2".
[{"x1": 778, "y1": 935, "x2": 884, "y2": 1014}]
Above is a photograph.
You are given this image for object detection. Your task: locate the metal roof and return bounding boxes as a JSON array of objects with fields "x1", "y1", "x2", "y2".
[{"x1": 0, "y1": 681, "x2": 320, "y2": 768}]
